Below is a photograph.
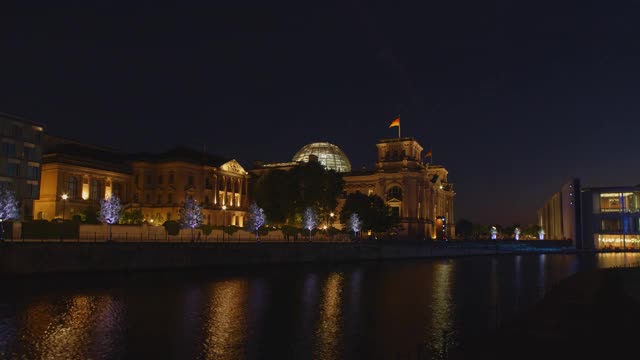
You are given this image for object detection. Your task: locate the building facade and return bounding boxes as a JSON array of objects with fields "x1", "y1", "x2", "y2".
[
  {"x1": 581, "y1": 185, "x2": 640, "y2": 250},
  {"x1": 538, "y1": 179, "x2": 640, "y2": 250},
  {"x1": 34, "y1": 137, "x2": 249, "y2": 227},
  {"x1": 343, "y1": 137, "x2": 455, "y2": 239},
  {"x1": 0, "y1": 113, "x2": 45, "y2": 219},
  {"x1": 538, "y1": 178, "x2": 581, "y2": 244}
]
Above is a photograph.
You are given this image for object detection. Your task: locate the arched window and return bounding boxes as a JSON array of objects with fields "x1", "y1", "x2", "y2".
[
  {"x1": 67, "y1": 176, "x2": 77, "y2": 198},
  {"x1": 387, "y1": 186, "x2": 403, "y2": 200},
  {"x1": 90, "y1": 179, "x2": 98, "y2": 200}
]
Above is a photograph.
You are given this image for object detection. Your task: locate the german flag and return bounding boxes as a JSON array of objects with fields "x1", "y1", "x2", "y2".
[
  {"x1": 388, "y1": 116, "x2": 400, "y2": 128},
  {"x1": 424, "y1": 149, "x2": 432, "y2": 158}
]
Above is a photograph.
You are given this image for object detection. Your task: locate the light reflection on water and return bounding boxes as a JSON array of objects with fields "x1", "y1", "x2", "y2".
[
  {"x1": 202, "y1": 279, "x2": 249, "y2": 360},
  {"x1": 429, "y1": 262, "x2": 454, "y2": 358},
  {"x1": 1, "y1": 253, "x2": 640, "y2": 359}
]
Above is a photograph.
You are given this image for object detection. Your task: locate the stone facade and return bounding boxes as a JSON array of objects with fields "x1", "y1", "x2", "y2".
[
  {"x1": 33, "y1": 136, "x2": 249, "y2": 227},
  {"x1": 343, "y1": 137, "x2": 455, "y2": 239}
]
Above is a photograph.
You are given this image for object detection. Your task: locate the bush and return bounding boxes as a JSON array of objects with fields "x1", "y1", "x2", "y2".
[
  {"x1": 200, "y1": 224, "x2": 214, "y2": 236},
  {"x1": 22, "y1": 220, "x2": 79, "y2": 239},
  {"x1": 163, "y1": 220, "x2": 180, "y2": 236}
]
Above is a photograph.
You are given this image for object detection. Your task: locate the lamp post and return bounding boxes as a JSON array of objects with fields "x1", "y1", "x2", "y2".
[
  {"x1": 222, "y1": 205, "x2": 227, "y2": 242},
  {"x1": 60, "y1": 193, "x2": 68, "y2": 241}
]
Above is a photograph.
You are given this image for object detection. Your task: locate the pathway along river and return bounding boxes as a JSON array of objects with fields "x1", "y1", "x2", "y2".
[{"x1": 0, "y1": 253, "x2": 637, "y2": 359}]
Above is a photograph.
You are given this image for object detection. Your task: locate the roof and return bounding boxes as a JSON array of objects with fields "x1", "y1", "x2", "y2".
[
  {"x1": 0, "y1": 112, "x2": 46, "y2": 130},
  {"x1": 130, "y1": 146, "x2": 231, "y2": 167}
]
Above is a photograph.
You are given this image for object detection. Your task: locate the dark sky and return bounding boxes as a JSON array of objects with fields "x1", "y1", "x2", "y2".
[{"x1": 2, "y1": 1, "x2": 640, "y2": 226}]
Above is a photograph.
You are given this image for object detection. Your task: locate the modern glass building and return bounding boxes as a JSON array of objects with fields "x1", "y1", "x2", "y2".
[
  {"x1": 292, "y1": 142, "x2": 352, "y2": 173},
  {"x1": 539, "y1": 179, "x2": 640, "y2": 250}
]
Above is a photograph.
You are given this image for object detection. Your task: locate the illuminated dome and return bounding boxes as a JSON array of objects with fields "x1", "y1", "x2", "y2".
[{"x1": 292, "y1": 142, "x2": 352, "y2": 172}]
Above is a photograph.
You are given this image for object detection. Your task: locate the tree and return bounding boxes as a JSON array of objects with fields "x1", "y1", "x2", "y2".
[
  {"x1": 514, "y1": 227, "x2": 521, "y2": 240},
  {"x1": 347, "y1": 213, "x2": 361, "y2": 239},
  {"x1": 99, "y1": 195, "x2": 122, "y2": 241},
  {"x1": 0, "y1": 188, "x2": 20, "y2": 241},
  {"x1": 246, "y1": 202, "x2": 266, "y2": 241},
  {"x1": 340, "y1": 192, "x2": 397, "y2": 235},
  {"x1": 303, "y1": 207, "x2": 318, "y2": 241},
  {"x1": 179, "y1": 197, "x2": 203, "y2": 242},
  {"x1": 455, "y1": 219, "x2": 473, "y2": 239},
  {"x1": 119, "y1": 208, "x2": 144, "y2": 225},
  {"x1": 83, "y1": 205, "x2": 100, "y2": 224},
  {"x1": 251, "y1": 161, "x2": 344, "y2": 226},
  {"x1": 163, "y1": 220, "x2": 180, "y2": 236}
]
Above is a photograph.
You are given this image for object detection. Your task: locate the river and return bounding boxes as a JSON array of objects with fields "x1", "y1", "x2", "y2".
[{"x1": 0, "y1": 252, "x2": 637, "y2": 359}]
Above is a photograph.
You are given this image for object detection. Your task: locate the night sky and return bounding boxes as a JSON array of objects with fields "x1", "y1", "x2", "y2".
[{"x1": 2, "y1": 1, "x2": 640, "y2": 226}]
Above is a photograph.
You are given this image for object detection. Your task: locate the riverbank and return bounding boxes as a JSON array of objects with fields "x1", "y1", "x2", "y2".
[
  {"x1": 451, "y1": 264, "x2": 640, "y2": 359},
  {"x1": 0, "y1": 241, "x2": 577, "y2": 275}
]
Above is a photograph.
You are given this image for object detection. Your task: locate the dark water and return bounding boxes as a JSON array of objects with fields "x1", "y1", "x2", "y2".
[{"x1": 0, "y1": 253, "x2": 638, "y2": 359}]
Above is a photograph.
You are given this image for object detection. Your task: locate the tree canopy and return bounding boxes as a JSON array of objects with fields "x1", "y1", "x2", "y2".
[
  {"x1": 252, "y1": 161, "x2": 344, "y2": 225},
  {"x1": 339, "y1": 192, "x2": 398, "y2": 234}
]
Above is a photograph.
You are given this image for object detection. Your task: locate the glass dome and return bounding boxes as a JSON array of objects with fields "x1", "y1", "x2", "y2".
[{"x1": 292, "y1": 142, "x2": 352, "y2": 172}]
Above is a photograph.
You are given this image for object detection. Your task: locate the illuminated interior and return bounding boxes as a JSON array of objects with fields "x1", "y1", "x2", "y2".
[
  {"x1": 292, "y1": 142, "x2": 352, "y2": 172},
  {"x1": 600, "y1": 192, "x2": 640, "y2": 213},
  {"x1": 597, "y1": 234, "x2": 640, "y2": 249}
]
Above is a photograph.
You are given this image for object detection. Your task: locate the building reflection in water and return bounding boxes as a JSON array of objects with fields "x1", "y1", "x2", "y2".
[
  {"x1": 538, "y1": 254, "x2": 547, "y2": 297},
  {"x1": 429, "y1": 262, "x2": 454, "y2": 358},
  {"x1": 489, "y1": 257, "x2": 499, "y2": 331},
  {"x1": 19, "y1": 294, "x2": 123, "y2": 359},
  {"x1": 314, "y1": 272, "x2": 344, "y2": 360},
  {"x1": 202, "y1": 279, "x2": 249, "y2": 360},
  {"x1": 514, "y1": 255, "x2": 522, "y2": 312}
]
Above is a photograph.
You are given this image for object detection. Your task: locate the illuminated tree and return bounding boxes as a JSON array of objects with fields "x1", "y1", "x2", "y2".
[
  {"x1": 247, "y1": 202, "x2": 266, "y2": 241},
  {"x1": 490, "y1": 226, "x2": 498, "y2": 240},
  {"x1": 179, "y1": 197, "x2": 203, "y2": 242},
  {"x1": 303, "y1": 207, "x2": 318, "y2": 241},
  {"x1": 99, "y1": 195, "x2": 122, "y2": 241},
  {"x1": 347, "y1": 213, "x2": 361, "y2": 239},
  {"x1": 514, "y1": 227, "x2": 521, "y2": 241},
  {"x1": 538, "y1": 228, "x2": 545, "y2": 240},
  {"x1": 0, "y1": 188, "x2": 20, "y2": 241}
]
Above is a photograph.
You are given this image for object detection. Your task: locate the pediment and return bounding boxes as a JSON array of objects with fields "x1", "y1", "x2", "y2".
[{"x1": 219, "y1": 160, "x2": 248, "y2": 175}]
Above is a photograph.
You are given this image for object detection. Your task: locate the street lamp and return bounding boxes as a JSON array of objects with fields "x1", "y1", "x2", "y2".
[
  {"x1": 222, "y1": 205, "x2": 227, "y2": 242},
  {"x1": 60, "y1": 193, "x2": 68, "y2": 241}
]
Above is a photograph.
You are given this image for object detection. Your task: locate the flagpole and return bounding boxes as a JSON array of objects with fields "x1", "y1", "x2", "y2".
[{"x1": 398, "y1": 123, "x2": 401, "y2": 138}]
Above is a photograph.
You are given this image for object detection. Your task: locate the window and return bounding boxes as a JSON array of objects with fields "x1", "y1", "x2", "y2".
[
  {"x1": 386, "y1": 151, "x2": 390, "y2": 160},
  {"x1": 24, "y1": 147, "x2": 37, "y2": 161},
  {"x1": 169, "y1": 172, "x2": 174, "y2": 184},
  {"x1": 146, "y1": 174, "x2": 152, "y2": 185},
  {"x1": 113, "y1": 182, "x2": 121, "y2": 197},
  {"x1": 158, "y1": 175, "x2": 163, "y2": 185},
  {"x1": 393, "y1": 150, "x2": 398, "y2": 160},
  {"x1": 90, "y1": 179, "x2": 99, "y2": 200},
  {"x1": 28, "y1": 183, "x2": 39, "y2": 199},
  {"x1": 168, "y1": 193, "x2": 173, "y2": 204},
  {"x1": 157, "y1": 195, "x2": 162, "y2": 204},
  {"x1": 601, "y1": 218, "x2": 621, "y2": 231},
  {"x1": 135, "y1": 174, "x2": 139, "y2": 185},
  {"x1": 188, "y1": 175, "x2": 194, "y2": 187},
  {"x1": 390, "y1": 207, "x2": 400, "y2": 217},
  {"x1": 34, "y1": 130, "x2": 42, "y2": 144},
  {"x1": 387, "y1": 186, "x2": 403, "y2": 200},
  {"x1": 145, "y1": 193, "x2": 151, "y2": 203},
  {"x1": 6, "y1": 163, "x2": 19, "y2": 176},
  {"x1": 67, "y1": 176, "x2": 77, "y2": 197},
  {"x1": 134, "y1": 192, "x2": 139, "y2": 202},
  {"x1": 204, "y1": 196, "x2": 210, "y2": 205},
  {"x1": 2, "y1": 142, "x2": 16, "y2": 157},
  {"x1": 12, "y1": 125, "x2": 22, "y2": 138},
  {"x1": 27, "y1": 165, "x2": 39, "y2": 179},
  {"x1": 401, "y1": 150, "x2": 406, "y2": 158}
]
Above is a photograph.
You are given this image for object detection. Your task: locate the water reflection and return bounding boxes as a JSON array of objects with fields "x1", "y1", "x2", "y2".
[
  {"x1": 18, "y1": 294, "x2": 123, "y2": 359},
  {"x1": 3, "y1": 253, "x2": 640, "y2": 359},
  {"x1": 429, "y1": 262, "x2": 454, "y2": 358},
  {"x1": 314, "y1": 272, "x2": 344, "y2": 359},
  {"x1": 202, "y1": 279, "x2": 249, "y2": 360}
]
